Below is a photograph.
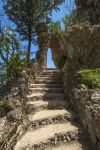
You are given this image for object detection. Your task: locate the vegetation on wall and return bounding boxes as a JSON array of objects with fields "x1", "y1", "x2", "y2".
[
  {"x1": 54, "y1": 54, "x2": 66, "y2": 69},
  {"x1": 78, "y1": 68, "x2": 100, "y2": 89},
  {"x1": 0, "y1": 100, "x2": 8, "y2": 109}
]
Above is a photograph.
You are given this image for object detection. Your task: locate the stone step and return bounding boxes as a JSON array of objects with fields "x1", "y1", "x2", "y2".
[
  {"x1": 42, "y1": 70, "x2": 63, "y2": 74},
  {"x1": 25, "y1": 109, "x2": 77, "y2": 128},
  {"x1": 35, "y1": 79, "x2": 63, "y2": 84},
  {"x1": 26, "y1": 100, "x2": 69, "y2": 113},
  {"x1": 41, "y1": 74, "x2": 64, "y2": 79},
  {"x1": 27, "y1": 109, "x2": 72, "y2": 121},
  {"x1": 45, "y1": 68, "x2": 58, "y2": 70},
  {"x1": 49, "y1": 140, "x2": 93, "y2": 150},
  {"x1": 42, "y1": 72, "x2": 64, "y2": 76},
  {"x1": 41, "y1": 73, "x2": 64, "y2": 77},
  {"x1": 27, "y1": 93, "x2": 65, "y2": 101},
  {"x1": 43, "y1": 70, "x2": 61, "y2": 73},
  {"x1": 29, "y1": 84, "x2": 64, "y2": 88},
  {"x1": 36, "y1": 77, "x2": 63, "y2": 81},
  {"x1": 28, "y1": 87, "x2": 64, "y2": 94},
  {"x1": 14, "y1": 122, "x2": 82, "y2": 150}
]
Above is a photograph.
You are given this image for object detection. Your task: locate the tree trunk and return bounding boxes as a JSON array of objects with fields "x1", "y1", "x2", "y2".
[{"x1": 26, "y1": 38, "x2": 31, "y2": 67}]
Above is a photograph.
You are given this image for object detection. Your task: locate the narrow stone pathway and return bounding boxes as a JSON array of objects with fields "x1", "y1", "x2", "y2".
[{"x1": 14, "y1": 69, "x2": 93, "y2": 150}]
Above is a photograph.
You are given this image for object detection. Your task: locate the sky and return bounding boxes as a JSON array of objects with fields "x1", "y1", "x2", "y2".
[{"x1": 0, "y1": 1, "x2": 73, "y2": 68}]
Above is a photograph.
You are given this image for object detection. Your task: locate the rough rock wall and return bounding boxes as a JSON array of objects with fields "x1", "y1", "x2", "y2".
[
  {"x1": 53, "y1": 25, "x2": 100, "y2": 97},
  {"x1": 71, "y1": 85, "x2": 100, "y2": 149},
  {"x1": 62, "y1": 25, "x2": 100, "y2": 149},
  {"x1": 75, "y1": 0, "x2": 100, "y2": 24},
  {"x1": 0, "y1": 71, "x2": 29, "y2": 150},
  {"x1": 50, "y1": 24, "x2": 100, "y2": 149}
]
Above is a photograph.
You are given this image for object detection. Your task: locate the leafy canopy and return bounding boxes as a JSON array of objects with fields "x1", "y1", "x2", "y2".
[{"x1": 4, "y1": 0, "x2": 64, "y2": 41}]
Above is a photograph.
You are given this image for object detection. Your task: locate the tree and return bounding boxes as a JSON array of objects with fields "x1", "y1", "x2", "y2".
[
  {"x1": 4, "y1": 0, "x2": 64, "y2": 66},
  {"x1": 62, "y1": 0, "x2": 77, "y2": 30},
  {"x1": 0, "y1": 28, "x2": 23, "y2": 82}
]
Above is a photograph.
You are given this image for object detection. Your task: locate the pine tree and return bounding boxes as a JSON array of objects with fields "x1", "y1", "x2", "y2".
[{"x1": 4, "y1": 0, "x2": 64, "y2": 66}]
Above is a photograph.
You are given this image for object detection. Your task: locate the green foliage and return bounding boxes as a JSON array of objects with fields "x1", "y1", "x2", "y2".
[
  {"x1": 78, "y1": 68, "x2": 100, "y2": 88},
  {"x1": 0, "y1": 28, "x2": 20, "y2": 63},
  {"x1": 54, "y1": 55, "x2": 66, "y2": 69},
  {"x1": 0, "y1": 28, "x2": 27, "y2": 82},
  {"x1": 62, "y1": 10, "x2": 77, "y2": 30},
  {"x1": 6, "y1": 52, "x2": 25, "y2": 80},
  {"x1": 49, "y1": 21, "x2": 64, "y2": 38},
  {"x1": 0, "y1": 100, "x2": 8, "y2": 109},
  {"x1": 4, "y1": 0, "x2": 64, "y2": 64}
]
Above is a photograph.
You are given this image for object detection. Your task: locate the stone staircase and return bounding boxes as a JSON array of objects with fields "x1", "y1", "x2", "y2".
[{"x1": 14, "y1": 69, "x2": 94, "y2": 150}]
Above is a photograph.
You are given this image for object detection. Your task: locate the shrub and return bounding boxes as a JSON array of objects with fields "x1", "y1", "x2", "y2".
[
  {"x1": 78, "y1": 68, "x2": 100, "y2": 88},
  {"x1": 0, "y1": 100, "x2": 8, "y2": 109}
]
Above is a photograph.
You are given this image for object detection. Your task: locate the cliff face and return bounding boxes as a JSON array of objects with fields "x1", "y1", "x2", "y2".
[
  {"x1": 72, "y1": 85, "x2": 100, "y2": 149},
  {"x1": 50, "y1": 24, "x2": 100, "y2": 96},
  {"x1": 60, "y1": 25, "x2": 100, "y2": 69},
  {"x1": 75, "y1": 0, "x2": 100, "y2": 24}
]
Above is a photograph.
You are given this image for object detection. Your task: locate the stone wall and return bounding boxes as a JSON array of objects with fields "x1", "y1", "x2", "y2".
[
  {"x1": 75, "y1": 0, "x2": 100, "y2": 24},
  {"x1": 49, "y1": 24, "x2": 100, "y2": 149},
  {"x1": 0, "y1": 71, "x2": 29, "y2": 150},
  {"x1": 60, "y1": 24, "x2": 100, "y2": 93},
  {"x1": 71, "y1": 85, "x2": 100, "y2": 149}
]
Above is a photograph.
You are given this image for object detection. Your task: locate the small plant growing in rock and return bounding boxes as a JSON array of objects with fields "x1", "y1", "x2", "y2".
[{"x1": 0, "y1": 100, "x2": 8, "y2": 109}]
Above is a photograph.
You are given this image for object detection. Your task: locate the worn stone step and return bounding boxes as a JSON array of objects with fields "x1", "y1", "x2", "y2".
[
  {"x1": 35, "y1": 79, "x2": 63, "y2": 84},
  {"x1": 41, "y1": 74, "x2": 64, "y2": 77},
  {"x1": 42, "y1": 72, "x2": 64, "y2": 76},
  {"x1": 29, "y1": 84, "x2": 64, "y2": 88},
  {"x1": 26, "y1": 100, "x2": 70, "y2": 112},
  {"x1": 24, "y1": 109, "x2": 77, "y2": 129},
  {"x1": 26, "y1": 100, "x2": 69, "y2": 113},
  {"x1": 14, "y1": 122, "x2": 82, "y2": 150},
  {"x1": 42, "y1": 70, "x2": 63, "y2": 75},
  {"x1": 28, "y1": 87, "x2": 64, "y2": 94},
  {"x1": 27, "y1": 93, "x2": 65, "y2": 101},
  {"x1": 43, "y1": 70, "x2": 61, "y2": 73},
  {"x1": 27, "y1": 109, "x2": 71, "y2": 121},
  {"x1": 45, "y1": 68, "x2": 58, "y2": 70},
  {"x1": 49, "y1": 140, "x2": 93, "y2": 150},
  {"x1": 36, "y1": 77, "x2": 63, "y2": 81}
]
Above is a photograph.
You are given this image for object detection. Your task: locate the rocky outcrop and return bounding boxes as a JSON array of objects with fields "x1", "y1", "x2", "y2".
[
  {"x1": 49, "y1": 25, "x2": 100, "y2": 98},
  {"x1": 75, "y1": 0, "x2": 100, "y2": 24},
  {"x1": 61, "y1": 25, "x2": 100, "y2": 68},
  {"x1": 0, "y1": 71, "x2": 29, "y2": 150},
  {"x1": 48, "y1": 25, "x2": 100, "y2": 149},
  {"x1": 71, "y1": 84, "x2": 100, "y2": 149}
]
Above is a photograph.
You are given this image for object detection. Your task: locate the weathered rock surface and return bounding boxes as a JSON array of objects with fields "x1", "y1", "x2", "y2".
[
  {"x1": 71, "y1": 85, "x2": 100, "y2": 149},
  {"x1": 0, "y1": 71, "x2": 29, "y2": 150},
  {"x1": 75, "y1": 0, "x2": 100, "y2": 24}
]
